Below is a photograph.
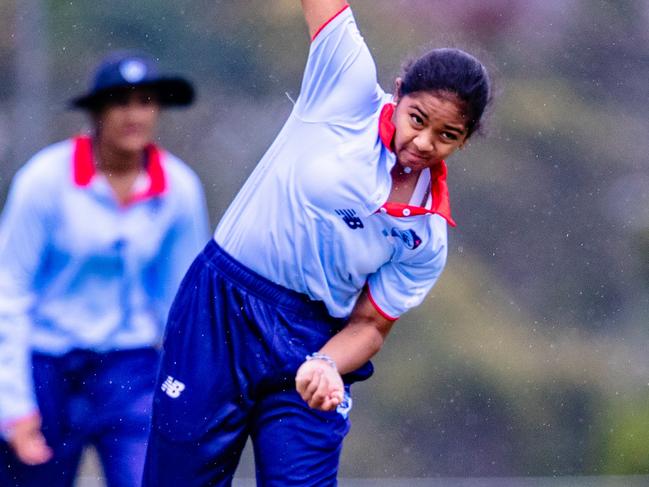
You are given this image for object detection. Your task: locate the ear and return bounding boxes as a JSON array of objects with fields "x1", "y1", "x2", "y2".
[{"x1": 393, "y1": 77, "x2": 403, "y2": 104}]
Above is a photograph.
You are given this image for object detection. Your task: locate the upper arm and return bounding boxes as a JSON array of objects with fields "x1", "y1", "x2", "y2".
[
  {"x1": 367, "y1": 228, "x2": 448, "y2": 320},
  {"x1": 294, "y1": 4, "x2": 381, "y2": 123},
  {"x1": 158, "y1": 168, "x2": 210, "y2": 305},
  {"x1": 0, "y1": 167, "x2": 53, "y2": 287},
  {"x1": 348, "y1": 289, "x2": 396, "y2": 340},
  {"x1": 301, "y1": 0, "x2": 348, "y2": 39}
]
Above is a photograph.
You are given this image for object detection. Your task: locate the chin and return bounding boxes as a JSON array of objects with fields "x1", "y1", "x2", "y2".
[{"x1": 118, "y1": 138, "x2": 150, "y2": 153}]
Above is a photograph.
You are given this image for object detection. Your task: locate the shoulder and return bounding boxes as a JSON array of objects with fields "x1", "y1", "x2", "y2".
[
  {"x1": 159, "y1": 150, "x2": 204, "y2": 197},
  {"x1": 12, "y1": 139, "x2": 73, "y2": 194},
  {"x1": 402, "y1": 216, "x2": 448, "y2": 268}
]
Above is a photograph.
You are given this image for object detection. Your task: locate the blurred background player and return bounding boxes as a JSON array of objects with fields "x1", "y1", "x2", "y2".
[
  {"x1": 0, "y1": 51, "x2": 209, "y2": 487},
  {"x1": 143, "y1": 1, "x2": 492, "y2": 486}
]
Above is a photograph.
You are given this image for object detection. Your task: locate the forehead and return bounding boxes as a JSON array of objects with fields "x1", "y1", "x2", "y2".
[
  {"x1": 97, "y1": 86, "x2": 159, "y2": 109},
  {"x1": 403, "y1": 91, "x2": 466, "y2": 126}
]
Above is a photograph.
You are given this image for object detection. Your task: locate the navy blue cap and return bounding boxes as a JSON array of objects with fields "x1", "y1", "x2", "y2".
[{"x1": 71, "y1": 51, "x2": 195, "y2": 110}]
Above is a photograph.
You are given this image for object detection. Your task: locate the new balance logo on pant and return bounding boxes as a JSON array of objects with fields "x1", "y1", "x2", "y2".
[{"x1": 161, "y1": 375, "x2": 186, "y2": 398}]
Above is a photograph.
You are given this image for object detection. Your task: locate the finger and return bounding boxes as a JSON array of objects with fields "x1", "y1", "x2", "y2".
[
  {"x1": 319, "y1": 397, "x2": 337, "y2": 412},
  {"x1": 298, "y1": 368, "x2": 322, "y2": 402},
  {"x1": 296, "y1": 365, "x2": 322, "y2": 394},
  {"x1": 295, "y1": 367, "x2": 314, "y2": 396},
  {"x1": 329, "y1": 387, "x2": 344, "y2": 404},
  {"x1": 304, "y1": 368, "x2": 324, "y2": 401},
  {"x1": 17, "y1": 435, "x2": 53, "y2": 465},
  {"x1": 308, "y1": 371, "x2": 330, "y2": 409}
]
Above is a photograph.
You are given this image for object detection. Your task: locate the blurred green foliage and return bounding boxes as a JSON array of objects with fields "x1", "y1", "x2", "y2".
[{"x1": 2, "y1": 0, "x2": 649, "y2": 478}]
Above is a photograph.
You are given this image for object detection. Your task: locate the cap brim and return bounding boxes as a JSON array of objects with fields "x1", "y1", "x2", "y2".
[{"x1": 70, "y1": 77, "x2": 195, "y2": 110}]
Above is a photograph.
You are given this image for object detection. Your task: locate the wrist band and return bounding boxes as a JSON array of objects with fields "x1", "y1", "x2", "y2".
[{"x1": 305, "y1": 352, "x2": 337, "y2": 371}]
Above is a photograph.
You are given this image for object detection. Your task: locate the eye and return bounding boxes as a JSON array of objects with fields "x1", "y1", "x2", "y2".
[
  {"x1": 138, "y1": 93, "x2": 157, "y2": 105},
  {"x1": 441, "y1": 131, "x2": 459, "y2": 141},
  {"x1": 410, "y1": 113, "x2": 424, "y2": 126},
  {"x1": 109, "y1": 92, "x2": 130, "y2": 106}
]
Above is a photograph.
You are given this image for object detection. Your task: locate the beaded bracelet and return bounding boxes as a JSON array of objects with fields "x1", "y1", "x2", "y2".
[{"x1": 305, "y1": 352, "x2": 337, "y2": 371}]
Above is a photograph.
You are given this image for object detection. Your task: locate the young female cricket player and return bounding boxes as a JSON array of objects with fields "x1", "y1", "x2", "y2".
[
  {"x1": 0, "y1": 52, "x2": 209, "y2": 487},
  {"x1": 144, "y1": 1, "x2": 492, "y2": 485}
]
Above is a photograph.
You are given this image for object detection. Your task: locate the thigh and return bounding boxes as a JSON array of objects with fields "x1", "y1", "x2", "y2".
[
  {"x1": 91, "y1": 348, "x2": 159, "y2": 487},
  {"x1": 0, "y1": 354, "x2": 85, "y2": 487},
  {"x1": 143, "y1": 257, "x2": 255, "y2": 486},
  {"x1": 251, "y1": 388, "x2": 352, "y2": 487}
]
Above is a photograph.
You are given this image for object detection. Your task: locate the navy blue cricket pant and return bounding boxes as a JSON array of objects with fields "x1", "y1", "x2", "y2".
[
  {"x1": 0, "y1": 347, "x2": 158, "y2": 487},
  {"x1": 143, "y1": 240, "x2": 372, "y2": 487}
]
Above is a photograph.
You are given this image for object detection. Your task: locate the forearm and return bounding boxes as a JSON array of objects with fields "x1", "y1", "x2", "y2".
[
  {"x1": 0, "y1": 313, "x2": 37, "y2": 428},
  {"x1": 300, "y1": 0, "x2": 348, "y2": 38},
  {"x1": 295, "y1": 290, "x2": 394, "y2": 410},
  {"x1": 318, "y1": 319, "x2": 385, "y2": 375},
  {"x1": 317, "y1": 290, "x2": 395, "y2": 374}
]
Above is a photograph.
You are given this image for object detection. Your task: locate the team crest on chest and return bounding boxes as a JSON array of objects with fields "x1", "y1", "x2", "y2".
[{"x1": 389, "y1": 228, "x2": 423, "y2": 249}]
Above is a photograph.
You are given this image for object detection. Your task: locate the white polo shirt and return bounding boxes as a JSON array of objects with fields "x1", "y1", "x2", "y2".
[{"x1": 215, "y1": 6, "x2": 452, "y2": 319}]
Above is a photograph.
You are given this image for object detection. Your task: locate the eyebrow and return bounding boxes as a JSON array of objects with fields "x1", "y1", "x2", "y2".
[
  {"x1": 411, "y1": 103, "x2": 466, "y2": 135},
  {"x1": 411, "y1": 105, "x2": 429, "y2": 121},
  {"x1": 443, "y1": 124, "x2": 466, "y2": 135}
]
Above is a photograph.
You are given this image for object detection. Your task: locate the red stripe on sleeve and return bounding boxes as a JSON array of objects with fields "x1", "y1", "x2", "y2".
[
  {"x1": 366, "y1": 286, "x2": 398, "y2": 322},
  {"x1": 311, "y1": 4, "x2": 350, "y2": 41}
]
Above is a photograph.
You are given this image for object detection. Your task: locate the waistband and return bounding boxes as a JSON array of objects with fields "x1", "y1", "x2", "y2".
[{"x1": 202, "y1": 240, "x2": 335, "y2": 320}]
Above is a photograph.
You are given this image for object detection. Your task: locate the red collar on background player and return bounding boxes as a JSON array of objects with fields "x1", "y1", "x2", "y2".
[{"x1": 72, "y1": 135, "x2": 166, "y2": 205}]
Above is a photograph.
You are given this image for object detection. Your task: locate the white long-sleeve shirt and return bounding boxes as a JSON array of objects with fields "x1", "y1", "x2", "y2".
[{"x1": 0, "y1": 136, "x2": 209, "y2": 427}]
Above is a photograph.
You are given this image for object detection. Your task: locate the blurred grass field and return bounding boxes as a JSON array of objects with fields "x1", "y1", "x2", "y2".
[{"x1": 75, "y1": 446, "x2": 649, "y2": 486}]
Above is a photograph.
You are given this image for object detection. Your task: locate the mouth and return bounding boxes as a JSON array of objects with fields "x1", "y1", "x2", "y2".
[{"x1": 402, "y1": 150, "x2": 432, "y2": 166}]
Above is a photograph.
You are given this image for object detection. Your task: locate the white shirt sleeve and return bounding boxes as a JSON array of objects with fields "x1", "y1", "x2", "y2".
[
  {"x1": 367, "y1": 231, "x2": 448, "y2": 320},
  {"x1": 294, "y1": 7, "x2": 383, "y2": 124},
  {"x1": 153, "y1": 163, "x2": 210, "y2": 332},
  {"x1": 0, "y1": 162, "x2": 53, "y2": 431}
]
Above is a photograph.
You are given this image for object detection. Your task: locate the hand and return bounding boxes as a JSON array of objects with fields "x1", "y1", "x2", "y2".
[
  {"x1": 295, "y1": 358, "x2": 344, "y2": 411},
  {"x1": 7, "y1": 413, "x2": 53, "y2": 465}
]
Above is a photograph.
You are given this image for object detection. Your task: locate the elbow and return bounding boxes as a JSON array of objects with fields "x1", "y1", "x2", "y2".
[{"x1": 367, "y1": 326, "x2": 386, "y2": 357}]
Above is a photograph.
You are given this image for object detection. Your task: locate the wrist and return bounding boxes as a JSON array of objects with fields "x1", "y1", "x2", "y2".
[{"x1": 305, "y1": 352, "x2": 337, "y2": 371}]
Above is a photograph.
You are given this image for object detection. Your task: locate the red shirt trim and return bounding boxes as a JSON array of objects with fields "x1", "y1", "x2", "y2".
[
  {"x1": 73, "y1": 136, "x2": 94, "y2": 186},
  {"x1": 366, "y1": 286, "x2": 398, "y2": 322},
  {"x1": 377, "y1": 103, "x2": 457, "y2": 227},
  {"x1": 72, "y1": 135, "x2": 167, "y2": 205},
  {"x1": 379, "y1": 103, "x2": 396, "y2": 151},
  {"x1": 311, "y1": 4, "x2": 350, "y2": 41}
]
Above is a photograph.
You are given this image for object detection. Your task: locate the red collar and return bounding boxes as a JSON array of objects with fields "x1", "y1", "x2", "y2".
[
  {"x1": 378, "y1": 103, "x2": 456, "y2": 227},
  {"x1": 72, "y1": 135, "x2": 167, "y2": 205}
]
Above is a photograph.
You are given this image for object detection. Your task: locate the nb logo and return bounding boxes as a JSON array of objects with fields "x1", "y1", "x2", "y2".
[
  {"x1": 161, "y1": 375, "x2": 186, "y2": 399},
  {"x1": 336, "y1": 209, "x2": 364, "y2": 229}
]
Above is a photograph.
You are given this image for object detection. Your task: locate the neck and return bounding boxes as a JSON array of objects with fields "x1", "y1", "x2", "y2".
[
  {"x1": 391, "y1": 162, "x2": 420, "y2": 182},
  {"x1": 94, "y1": 139, "x2": 144, "y2": 175},
  {"x1": 389, "y1": 162, "x2": 421, "y2": 204}
]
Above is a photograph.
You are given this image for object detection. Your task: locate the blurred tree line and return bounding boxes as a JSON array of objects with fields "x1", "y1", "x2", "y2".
[{"x1": 1, "y1": 0, "x2": 649, "y2": 478}]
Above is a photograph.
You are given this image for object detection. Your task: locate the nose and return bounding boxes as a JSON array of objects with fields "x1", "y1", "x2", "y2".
[
  {"x1": 124, "y1": 99, "x2": 157, "y2": 120},
  {"x1": 413, "y1": 132, "x2": 434, "y2": 153}
]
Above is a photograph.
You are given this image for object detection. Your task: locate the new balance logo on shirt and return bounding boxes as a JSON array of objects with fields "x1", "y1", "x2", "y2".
[
  {"x1": 161, "y1": 375, "x2": 186, "y2": 398},
  {"x1": 336, "y1": 209, "x2": 364, "y2": 229}
]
